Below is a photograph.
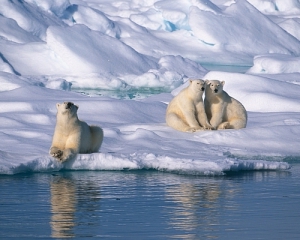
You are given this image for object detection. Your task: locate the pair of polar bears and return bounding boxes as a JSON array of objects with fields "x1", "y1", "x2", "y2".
[
  {"x1": 50, "y1": 79, "x2": 246, "y2": 162},
  {"x1": 166, "y1": 79, "x2": 247, "y2": 132}
]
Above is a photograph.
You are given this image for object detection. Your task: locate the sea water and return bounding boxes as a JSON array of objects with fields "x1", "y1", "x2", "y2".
[
  {"x1": 72, "y1": 64, "x2": 251, "y2": 99},
  {"x1": 0, "y1": 163, "x2": 299, "y2": 239},
  {"x1": 73, "y1": 87, "x2": 167, "y2": 100}
]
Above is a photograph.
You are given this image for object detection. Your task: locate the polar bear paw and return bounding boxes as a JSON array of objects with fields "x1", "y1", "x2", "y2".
[
  {"x1": 51, "y1": 149, "x2": 63, "y2": 159},
  {"x1": 186, "y1": 126, "x2": 204, "y2": 132},
  {"x1": 203, "y1": 125, "x2": 212, "y2": 130},
  {"x1": 217, "y1": 122, "x2": 230, "y2": 130}
]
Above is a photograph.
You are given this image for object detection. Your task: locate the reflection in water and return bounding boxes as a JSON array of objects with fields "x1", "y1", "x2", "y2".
[
  {"x1": 165, "y1": 181, "x2": 236, "y2": 239},
  {"x1": 0, "y1": 168, "x2": 296, "y2": 239},
  {"x1": 230, "y1": 170, "x2": 291, "y2": 182},
  {"x1": 50, "y1": 174, "x2": 101, "y2": 238},
  {"x1": 49, "y1": 171, "x2": 291, "y2": 239},
  {"x1": 50, "y1": 177, "x2": 77, "y2": 238},
  {"x1": 163, "y1": 171, "x2": 292, "y2": 239}
]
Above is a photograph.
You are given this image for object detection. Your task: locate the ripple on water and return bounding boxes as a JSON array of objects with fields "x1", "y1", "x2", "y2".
[{"x1": 0, "y1": 165, "x2": 299, "y2": 239}]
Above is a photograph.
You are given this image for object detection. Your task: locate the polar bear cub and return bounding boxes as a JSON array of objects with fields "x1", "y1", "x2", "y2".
[
  {"x1": 204, "y1": 80, "x2": 247, "y2": 130},
  {"x1": 49, "y1": 102, "x2": 103, "y2": 162},
  {"x1": 166, "y1": 79, "x2": 212, "y2": 132}
]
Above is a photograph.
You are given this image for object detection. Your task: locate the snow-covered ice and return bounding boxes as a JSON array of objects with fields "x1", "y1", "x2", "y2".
[{"x1": 0, "y1": 0, "x2": 299, "y2": 175}]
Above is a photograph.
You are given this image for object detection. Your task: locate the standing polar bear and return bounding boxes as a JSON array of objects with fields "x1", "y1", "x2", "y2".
[
  {"x1": 204, "y1": 80, "x2": 247, "y2": 130},
  {"x1": 49, "y1": 102, "x2": 103, "y2": 162},
  {"x1": 166, "y1": 79, "x2": 212, "y2": 132}
]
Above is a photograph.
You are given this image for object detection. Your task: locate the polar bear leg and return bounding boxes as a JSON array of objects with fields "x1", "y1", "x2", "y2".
[
  {"x1": 60, "y1": 148, "x2": 76, "y2": 162},
  {"x1": 90, "y1": 126, "x2": 104, "y2": 152},
  {"x1": 217, "y1": 122, "x2": 230, "y2": 130},
  {"x1": 228, "y1": 118, "x2": 247, "y2": 129},
  {"x1": 217, "y1": 118, "x2": 246, "y2": 129},
  {"x1": 209, "y1": 107, "x2": 223, "y2": 129},
  {"x1": 58, "y1": 135, "x2": 80, "y2": 162},
  {"x1": 166, "y1": 113, "x2": 196, "y2": 132}
]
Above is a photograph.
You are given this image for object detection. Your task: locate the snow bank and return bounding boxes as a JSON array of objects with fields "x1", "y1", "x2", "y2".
[
  {"x1": 204, "y1": 71, "x2": 300, "y2": 112},
  {"x1": 70, "y1": 5, "x2": 121, "y2": 38},
  {"x1": 189, "y1": 1, "x2": 300, "y2": 57},
  {"x1": 248, "y1": 0, "x2": 300, "y2": 15},
  {"x1": 247, "y1": 54, "x2": 300, "y2": 74},
  {"x1": 0, "y1": 152, "x2": 290, "y2": 175},
  {"x1": 0, "y1": 72, "x2": 41, "y2": 91},
  {"x1": 46, "y1": 24, "x2": 156, "y2": 76},
  {"x1": 1, "y1": 0, "x2": 300, "y2": 89},
  {"x1": 0, "y1": 0, "x2": 65, "y2": 41}
]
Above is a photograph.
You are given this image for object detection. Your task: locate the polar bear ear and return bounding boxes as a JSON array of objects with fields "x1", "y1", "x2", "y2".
[
  {"x1": 221, "y1": 81, "x2": 225, "y2": 86},
  {"x1": 205, "y1": 80, "x2": 210, "y2": 85},
  {"x1": 56, "y1": 103, "x2": 60, "y2": 109},
  {"x1": 189, "y1": 79, "x2": 193, "y2": 84}
]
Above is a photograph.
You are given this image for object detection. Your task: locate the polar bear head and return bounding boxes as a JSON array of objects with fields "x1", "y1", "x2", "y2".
[
  {"x1": 56, "y1": 102, "x2": 79, "y2": 118},
  {"x1": 205, "y1": 80, "x2": 225, "y2": 94},
  {"x1": 189, "y1": 79, "x2": 206, "y2": 93}
]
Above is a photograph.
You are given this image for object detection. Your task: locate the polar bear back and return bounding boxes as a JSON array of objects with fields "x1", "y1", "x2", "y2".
[
  {"x1": 221, "y1": 91, "x2": 247, "y2": 124},
  {"x1": 76, "y1": 121, "x2": 92, "y2": 153},
  {"x1": 89, "y1": 125, "x2": 104, "y2": 153},
  {"x1": 64, "y1": 120, "x2": 103, "y2": 154},
  {"x1": 167, "y1": 87, "x2": 192, "y2": 123}
]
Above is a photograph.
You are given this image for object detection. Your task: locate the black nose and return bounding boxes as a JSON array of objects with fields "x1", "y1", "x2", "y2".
[
  {"x1": 201, "y1": 87, "x2": 205, "y2": 91},
  {"x1": 66, "y1": 102, "x2": 73, "y2": 108},
  {"x1": 214, "y1": 89, "x2": 218, "y2": 93}
]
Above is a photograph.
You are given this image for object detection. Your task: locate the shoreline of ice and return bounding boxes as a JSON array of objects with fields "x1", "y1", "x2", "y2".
[{"x1": 0, "y1": 151, "x2": 291, "y2": 176}]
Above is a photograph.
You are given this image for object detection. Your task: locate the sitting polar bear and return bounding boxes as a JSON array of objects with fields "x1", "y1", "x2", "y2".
[
  {"x1": 49, "y1": 102, "x2": 103, "y2": 162},
  {"x1": 204, "y1": 80, "x2": 247, "y2": 130},
  {"x1": 166, "y1": 79, "x2": 212, "y2": 132}
]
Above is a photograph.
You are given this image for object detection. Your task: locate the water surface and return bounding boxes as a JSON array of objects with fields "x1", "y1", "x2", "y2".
[{"x1": 0, "y1": 163, "x2": 299, "y2": 239}]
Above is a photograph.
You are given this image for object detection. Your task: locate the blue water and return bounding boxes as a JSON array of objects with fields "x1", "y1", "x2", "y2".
[
  {"x1": 73, "y1": 64, "x2": 251, "y2": 99},
  {"x1": 1, "y1": 163, "x2": 299, "y2": 239},
  {"x1": 73, "y1": 87, "x2": 167, "y2": 99}
]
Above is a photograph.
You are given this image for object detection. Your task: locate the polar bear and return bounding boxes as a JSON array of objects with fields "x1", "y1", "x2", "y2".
[
  {"x1": 166, "y1": 79, "x2": 212, "y2": 132},
  {"x1": 204, "y1": 80, "x2": 247, "y2": 130},
  {"x1": 49, "y1": 102, "x2": 103, "y2": 162}
]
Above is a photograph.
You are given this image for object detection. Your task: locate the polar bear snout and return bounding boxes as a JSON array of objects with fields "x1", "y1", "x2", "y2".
[
  {"x1": 214, "y1": 89, "x2": 218, "y2": 93},
  {"x1": 65, "y1": 102, "x2": 74, "y2": 109}
]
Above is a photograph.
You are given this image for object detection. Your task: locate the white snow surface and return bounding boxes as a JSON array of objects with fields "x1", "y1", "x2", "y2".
[{"x1": 0, "y1": 0, "x2": 299, "y2": 175}]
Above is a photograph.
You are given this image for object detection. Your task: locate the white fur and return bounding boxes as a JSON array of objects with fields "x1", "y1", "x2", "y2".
[
  {"x1": 166, "y1": 79, "x2": 212, "y2": 132},
  {"x1": 204, "y1": 80, "x2": 247, "y2": 130},
  {"x1": 49, "y1": 102, "x2": 103, "y2": 162}
]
